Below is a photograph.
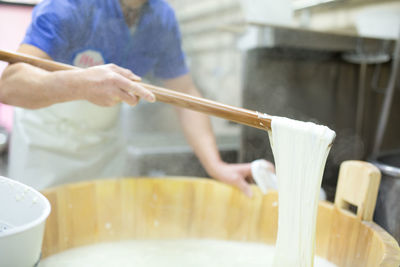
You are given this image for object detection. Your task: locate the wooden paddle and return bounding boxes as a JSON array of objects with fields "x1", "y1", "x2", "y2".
[{"x1": 0, "y1": 49, "x2": 271, "y2": 130}]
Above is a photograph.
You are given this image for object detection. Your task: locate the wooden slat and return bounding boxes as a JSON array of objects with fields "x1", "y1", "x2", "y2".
[{"x1": 334, "y1": 160, "x2": 381, "y2": 221}]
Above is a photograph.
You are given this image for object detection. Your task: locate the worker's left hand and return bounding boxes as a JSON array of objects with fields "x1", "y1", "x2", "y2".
[{"x1": 207, "y1": 161, "x2": 254, "y2": 198}]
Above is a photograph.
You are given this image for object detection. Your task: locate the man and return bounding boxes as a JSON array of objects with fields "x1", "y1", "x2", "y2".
[{"x1": 0, "y1": 0, "x2": 270, "y2": 196}]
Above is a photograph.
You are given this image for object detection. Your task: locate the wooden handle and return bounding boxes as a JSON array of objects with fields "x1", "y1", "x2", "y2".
[
  {"x1": 334, "y1": 160, "x2": 381, "y2": 221},
  {"x1": 0, "y1": 49, "x2": 271, "y2": 130}
]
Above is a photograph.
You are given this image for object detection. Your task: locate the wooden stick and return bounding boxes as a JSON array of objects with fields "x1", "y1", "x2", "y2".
[{"x1": 0, "y1": 49, "x2": 271, "y2": 130}]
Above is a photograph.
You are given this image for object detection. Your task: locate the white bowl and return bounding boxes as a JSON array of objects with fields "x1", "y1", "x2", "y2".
[{"x1": 0, "y1": 176, "x2": 51, "y2": 267}]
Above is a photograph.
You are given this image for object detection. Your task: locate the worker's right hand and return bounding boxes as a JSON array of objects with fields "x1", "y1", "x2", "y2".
[{"x1": 71, "y1": 64, "x2": 156, "y2": 106}]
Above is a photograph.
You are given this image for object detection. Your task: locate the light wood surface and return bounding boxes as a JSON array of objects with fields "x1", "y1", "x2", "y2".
[
  {"x1": 40, "y1": 161, "x2": 400, "y2": 266},
  {"x1": 334, "y1": 160, "x2": 381, "y2": 221},
  {"x1": 0, "y1": 49, "x2": 271, "y2": 130}
]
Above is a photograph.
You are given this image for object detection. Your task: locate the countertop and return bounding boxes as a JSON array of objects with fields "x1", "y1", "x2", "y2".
[{"x1": 236, "y1": 22, "x2": 396, "y2": 54}]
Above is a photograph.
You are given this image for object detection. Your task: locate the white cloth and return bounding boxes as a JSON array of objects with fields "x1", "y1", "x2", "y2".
[
  {"x1": 9, "y1": 101, "x2": 127, "y2": 190},
  {"x1": 251, "y1": 159, "x2": 327, "y2": 200}
]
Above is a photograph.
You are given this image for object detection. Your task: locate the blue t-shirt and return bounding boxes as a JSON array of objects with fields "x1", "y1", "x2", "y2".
[{"x1": 23, "y1": 0, "x2": 188, "y2": 79}]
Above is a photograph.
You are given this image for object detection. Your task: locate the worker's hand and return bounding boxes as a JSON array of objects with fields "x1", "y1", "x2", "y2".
[
  {"x1": 71, "y1": 64, "x2": 156, "y2": 106},
  {"x1": 208, "y1": 161, "x2": 255, "y2": 198}
]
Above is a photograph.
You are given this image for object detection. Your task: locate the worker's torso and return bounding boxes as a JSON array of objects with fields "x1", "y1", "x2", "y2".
[{"x1": 9, "y1": 0, "x2": 182, "y2": 189}]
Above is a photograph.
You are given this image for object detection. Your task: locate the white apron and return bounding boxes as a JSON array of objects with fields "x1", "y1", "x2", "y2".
[{"x1": 9, "y1": 101, "x2": 127, "y2": 190}]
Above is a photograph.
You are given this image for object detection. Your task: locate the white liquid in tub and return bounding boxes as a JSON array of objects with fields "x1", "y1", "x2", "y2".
[{"x1": 39, "y1": 239, "x2": 337, "y2": 267}]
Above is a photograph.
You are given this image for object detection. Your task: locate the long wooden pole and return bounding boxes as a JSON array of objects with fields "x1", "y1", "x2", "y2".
[{"x1": 0, "y1": 49, "x2": 271, "y2": 130}]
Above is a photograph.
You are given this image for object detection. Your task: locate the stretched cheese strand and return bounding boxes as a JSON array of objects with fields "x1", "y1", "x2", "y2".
[{"x1": 269, "y1": 117, "x2": 335, "y2": 267}]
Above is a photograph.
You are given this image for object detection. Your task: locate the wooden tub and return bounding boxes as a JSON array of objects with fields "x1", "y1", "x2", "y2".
[{"x1": 41, "y1": 161, "x2": 400, "y2": 266}]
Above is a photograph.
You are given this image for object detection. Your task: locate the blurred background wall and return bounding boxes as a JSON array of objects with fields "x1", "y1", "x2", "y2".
[{"x1": 0, "y1": 0, "x2": 399, "y2": 181}]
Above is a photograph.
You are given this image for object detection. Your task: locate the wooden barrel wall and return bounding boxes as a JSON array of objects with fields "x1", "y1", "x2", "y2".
[{"x1": 41, "y1": 176, "x2": 400, "y2": 267}]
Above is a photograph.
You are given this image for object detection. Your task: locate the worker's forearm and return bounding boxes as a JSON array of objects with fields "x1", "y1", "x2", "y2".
[
  {"x1": 164, "y1": 74, "x2": 254, "y2": 196},
  {"x1": 177, "y1": 103, "x2": 223, "y2": 175},
  {"x1": 163, "y1": 74, "x2": 224, "y2": 175},
  {"x1": 0, "y1": 63, "x2": 80, "y2": 109}
]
